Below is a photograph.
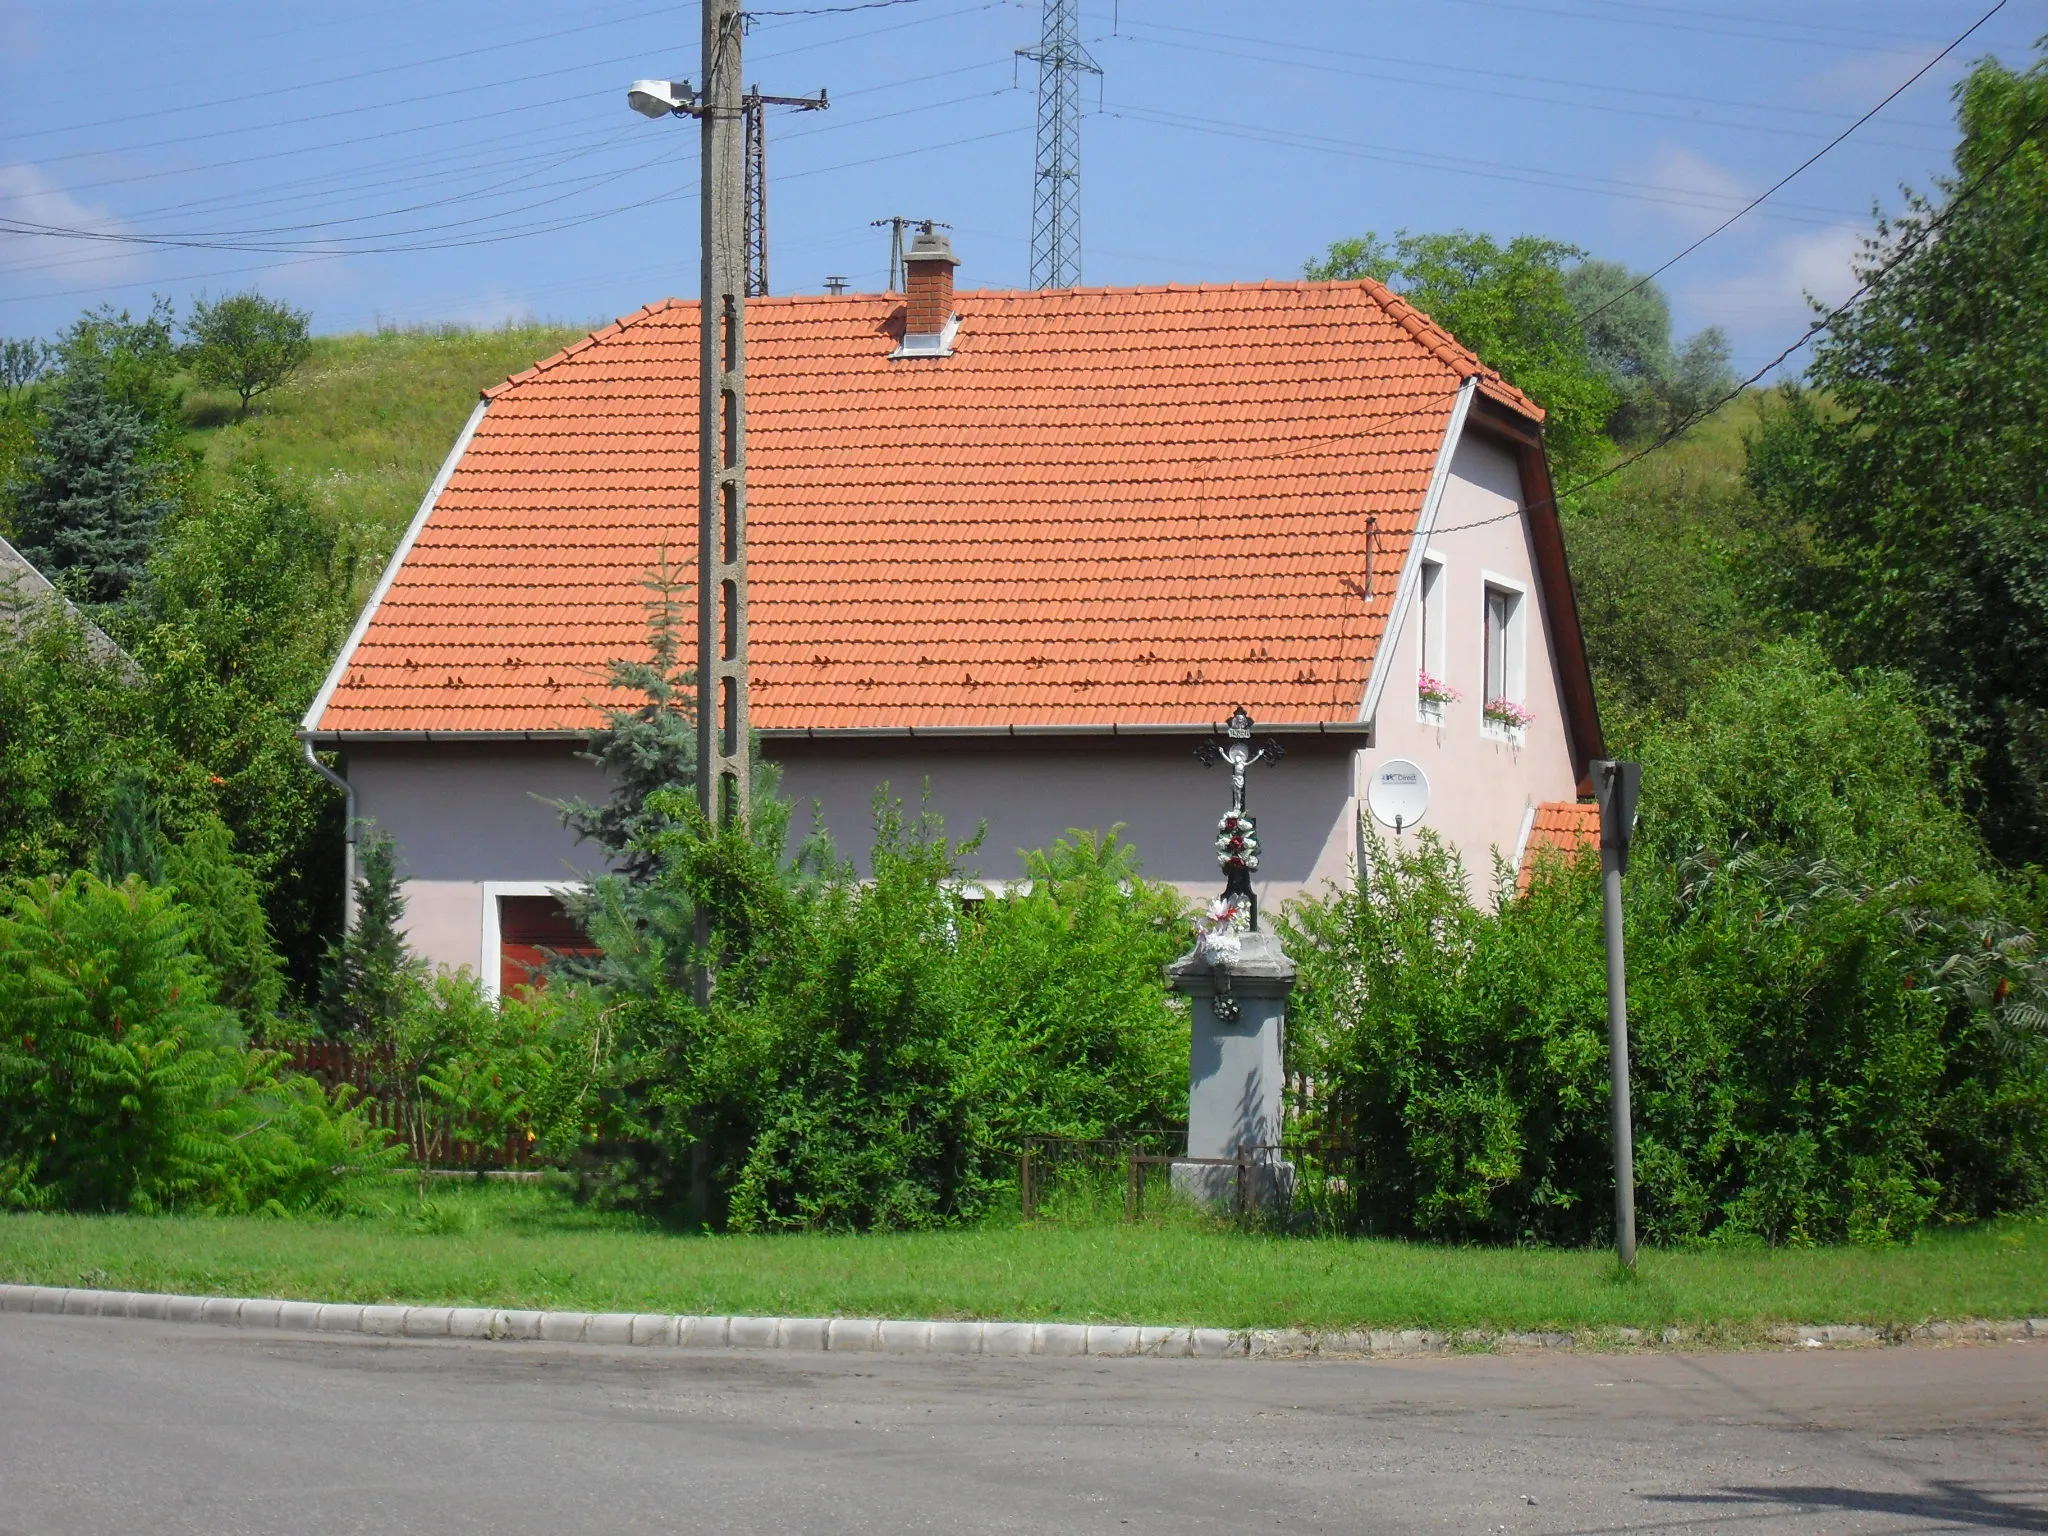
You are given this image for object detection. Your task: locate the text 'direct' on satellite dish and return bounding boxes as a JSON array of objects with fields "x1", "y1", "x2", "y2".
[{"x1": 1367, "y1": 759, "x2": 1430, "y2": 830}]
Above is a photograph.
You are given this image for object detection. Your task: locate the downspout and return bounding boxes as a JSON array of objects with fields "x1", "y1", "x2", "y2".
[{"x1": 302, "y1": 739, "x2": 357, "y2": 928}]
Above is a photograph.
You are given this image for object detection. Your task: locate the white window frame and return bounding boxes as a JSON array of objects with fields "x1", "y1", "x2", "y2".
[
  {"x1": 1416, "y1": 552, "x2": 1448, "y2": 725},
  {"x1": 480, "y1": 880, "x2": 586, "y2": 1001},
  {"x1": 1479, "y1": 570, "x2": 1529, "y2": 741}
]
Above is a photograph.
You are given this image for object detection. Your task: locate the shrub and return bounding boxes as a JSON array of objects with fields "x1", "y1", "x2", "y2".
[
  {"x1": 0, "y1": 871, "x2": 396, "y2": 1212},
  {"x1": 1281, "y1": 649, "x2": 2048, "y2": 1245},
  {"x1": 563, "y1": 794, "x2": 1189, "y2": 1230}
]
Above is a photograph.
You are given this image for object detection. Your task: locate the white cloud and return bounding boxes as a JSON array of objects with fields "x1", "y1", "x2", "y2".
[
  {"x1": 1807, "y1": 46, "x2": 1949, "y2": 108},
  {"x1": 1677, "y1": 222, "x2": 1867, "y2": 372},
  {"x1": 1636, "y1": 146, "x2": 1757, "y2": 238},
  {"x1": 0, "y1": 162, "x2": 149, "y2": 289}
]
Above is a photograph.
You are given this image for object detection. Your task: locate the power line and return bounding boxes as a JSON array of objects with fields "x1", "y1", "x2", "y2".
[
  {"x1": 1102, "y1": 105, "x2": 1862, "y2": 228},
  {"x1": 1575, "y1": 0, "x2": 2009, "y2": 328},
  {"x1": 20, "y1": 0, "x2": 996, "y2": 174},
  {"x1": 1115, "y1": 26, "x2": 1947, "y2": 148},
  {"x1": 0, "y1": 121, "x2": 1030, "y2": 296},
  {"x1": 1438, "y1": 0, "x2": 2013, "y2": 53},
  {"x1": 12, "y1": 4, "x2": 693, "y2": 145},
  {"x1": 1432, "y1": 101, "x2": 2048, "y2": 532},
  {"x1": 0, "y1": 85, "x2": 1012, "y2": 265}
]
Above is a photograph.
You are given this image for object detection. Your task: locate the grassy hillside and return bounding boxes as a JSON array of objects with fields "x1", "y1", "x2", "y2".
[{"x1": 186, "y1": 324, "x2": 588, "y2": 554}]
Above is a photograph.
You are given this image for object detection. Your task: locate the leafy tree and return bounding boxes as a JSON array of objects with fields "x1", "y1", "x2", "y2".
[
  {"x1": 1562, "y1": 259, "x2": 1733, "y2": 441},
  {"x1": 184, "y1": 291, "x2": 313, "y2": 420},
  {"x1": 1745, "y1": 51, "x2": 2048, "y2": 865},
  {"x1": 320, "y1": 828, "x2": 424, "y2": 1039},
  {"x1": 1281, "y1": 648, "x2": 2048, "y2": 1244},
  {"x1": 54, "y1": 299, "x2": 183, "y2": 439},
  {"x1": 0, "y1": 339, "x2": 50, "y2": 401},
  {"x1": 8, "y1": 363, "x2": 177, "y2": 602},
  {"x1": 1305, "y1": 229, "x2": 1618, "y2": 481},
  {"x1": 1562, "y1": 448, "x2": 1775, "y2": 742},
  {"x1": 0, "y1": 602, "x2": 153, "y2": 878},
  {"x1": 136, "y1": 463, "x2": 358, "y2": 989}
]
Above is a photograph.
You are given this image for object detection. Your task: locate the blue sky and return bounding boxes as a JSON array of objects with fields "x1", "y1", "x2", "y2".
[{"x1": 2, "y1": 0, "x2": 2040, "y2": 376}]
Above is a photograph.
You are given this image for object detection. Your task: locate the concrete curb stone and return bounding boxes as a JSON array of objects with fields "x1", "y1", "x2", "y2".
[
  {"x1": 927, "y1": 1321, "x2": 982, "y2": 1354},
  {"x1": 630, "y1": 1313, "x2": 678, "y2": 1346},
  {"x1": 1033, "y1": 1322, "x2": 1088, "y2": 1356},
  {"x1": 401, "y1": 1307, "x2": 453, "y2": 1338},
  {"x1": 360, "y1": 1305, "x2": 409, "y2": 1337},
  {"x1": 3, "y1": 1285, "x2": 2041, "y2": 1362},
  {"x1": 827, "y1": 1317, "x2": 880, "y2": 1352}
]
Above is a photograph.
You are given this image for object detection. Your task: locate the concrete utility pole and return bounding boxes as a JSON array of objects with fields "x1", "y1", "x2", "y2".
[
  {"x1": 1592, "y1": 758, "x2": 1643, "y2": 1268},
  {"x1": 698, "y1": 0, "x2": 751, "y2": 831},
  {"x1": 741, "y1": 87, "x2": 828, "y2": 297},
  {"x1": 871, "y1": 215, "x2": 948, "y2": 292}
]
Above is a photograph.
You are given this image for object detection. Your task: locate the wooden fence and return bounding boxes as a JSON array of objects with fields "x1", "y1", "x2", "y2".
[{"x1": 280, "y1": 1042, "x2": 534, "y2": 1171}]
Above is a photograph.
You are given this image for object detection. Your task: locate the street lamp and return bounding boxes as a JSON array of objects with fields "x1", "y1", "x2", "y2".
[{"x1": 627, "y1": 79, "x2": 695, "y2": 119}]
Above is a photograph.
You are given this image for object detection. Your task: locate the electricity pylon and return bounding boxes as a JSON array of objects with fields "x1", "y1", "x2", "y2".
[
  {"x1": 742, "y1": 87, "x2": 827, "y2": 296},
  {"x1": 1018, "y1": 0, "x2": 1099, "y2": 289}
]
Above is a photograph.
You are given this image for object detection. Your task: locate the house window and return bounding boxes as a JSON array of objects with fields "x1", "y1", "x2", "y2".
[
  {"x1": 1482, "y1": 582, "x2": 1524, "y2": 733},
  {"x1": 1416, "y1": 557, "x2": 1449, "y2": 722}
]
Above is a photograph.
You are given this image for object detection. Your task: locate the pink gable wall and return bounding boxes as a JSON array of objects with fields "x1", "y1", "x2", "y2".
[{"x1": 1358, "y1": 431, "x2": 1582, "y2": 901}]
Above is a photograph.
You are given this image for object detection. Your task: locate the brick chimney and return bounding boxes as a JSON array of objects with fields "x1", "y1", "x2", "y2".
[{"x1": 897, "y1": 222, "x2": 959, "y2": 356}]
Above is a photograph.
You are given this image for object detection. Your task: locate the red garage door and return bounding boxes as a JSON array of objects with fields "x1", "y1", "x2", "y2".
[{"x1": 498, "y1": 895, "x2": 600, "y2": 998}]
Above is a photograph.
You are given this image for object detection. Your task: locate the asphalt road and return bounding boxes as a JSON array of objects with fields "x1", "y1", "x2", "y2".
[{"x1": 0, "y1": 1315, "x2": 2042, "y2": 1535}]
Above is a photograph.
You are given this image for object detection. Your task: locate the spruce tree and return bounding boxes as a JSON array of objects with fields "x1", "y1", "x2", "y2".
[
  {"x1": 94, "y1": 770, "x2": 163, "y2": 886},
  {"x1": 559, "y1": 558, "x2": 699, "y2": 881},
  {"x1": 162, "y1": 815, "x2": 288, "y2": 1034},
  {"x1": 10, "y1": 364, "x2": 173, "y2": 603},
  {"x1": 319, "y1": 828, "x2": 423, "y2": 1039}
]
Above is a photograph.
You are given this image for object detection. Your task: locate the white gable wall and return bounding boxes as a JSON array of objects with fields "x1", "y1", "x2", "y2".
[{"x1": 1359, "y1": 432, "x2": 1581, "y2": 900}]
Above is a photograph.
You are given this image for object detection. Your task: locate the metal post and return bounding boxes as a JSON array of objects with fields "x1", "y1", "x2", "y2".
[
  {"x1": 699, "y1": 0, "x2": 750, "y2": 833},
  {"x1": 1592, "y1": 759, "x2": 1642, "y2": 1269},
  {"x1": 741, "y1": 88, "x2": 826, "y2": 297}
]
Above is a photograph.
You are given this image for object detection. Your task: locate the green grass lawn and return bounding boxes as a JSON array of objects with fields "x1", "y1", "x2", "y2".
[
  {"x1": 186, "y1": 323, "x2": 589, "y2": 547},
  {"x1": 3, "y1": 1181, "x2": 2043, "y2": 1339}
]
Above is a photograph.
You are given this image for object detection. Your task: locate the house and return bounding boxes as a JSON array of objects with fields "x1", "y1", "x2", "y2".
[
  {"x1": 2, "y1": 533, "x2": 141, "y2": 679},
  {"x1": 300, "y1": 231, "x2": 1603, "y2": 991}
]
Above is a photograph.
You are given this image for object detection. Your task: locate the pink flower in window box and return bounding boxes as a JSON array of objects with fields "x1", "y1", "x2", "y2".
[
  {"x1": 1417, "y1": 671, "x2": 1460, "y2": 706},
  {"x1": 1484, "y1": 697, "x2": 1535, "y2": 729}
]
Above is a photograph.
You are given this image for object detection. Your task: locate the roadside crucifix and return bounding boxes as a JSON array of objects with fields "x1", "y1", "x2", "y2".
[
  {"x1": 1169, "y1": 705, "x2": 1298, "y2": 1208},
  {"x1": 1194, "y1": 706, "x2": 1286, "y2": 933}
]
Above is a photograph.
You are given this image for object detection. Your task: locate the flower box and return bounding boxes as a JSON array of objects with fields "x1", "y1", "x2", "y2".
[
  {"x1": 1417, "y1": 671, "x2": 1461, "y2": 707},
  {"x1": 1483, "y1": 697, "x2": 1535, "y2": 730}
]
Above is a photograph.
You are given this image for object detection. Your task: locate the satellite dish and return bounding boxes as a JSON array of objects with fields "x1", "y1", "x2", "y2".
[{"x1": 1367, "y1": 759, "x2": 1430, "y2": 830}]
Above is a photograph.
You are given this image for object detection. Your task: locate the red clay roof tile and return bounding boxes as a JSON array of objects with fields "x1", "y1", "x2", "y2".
[
  {"x1": 1517, "y1": 799, "x2": 1601, "y2": 891},
  {"x1": 315, "y1": 280, "x2": 1538, "y2": 736}
]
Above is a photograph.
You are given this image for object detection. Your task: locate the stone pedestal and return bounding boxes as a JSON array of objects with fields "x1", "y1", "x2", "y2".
[{"x1": 1165, "y1": 930, "x2": 1296, "y2": 1212}]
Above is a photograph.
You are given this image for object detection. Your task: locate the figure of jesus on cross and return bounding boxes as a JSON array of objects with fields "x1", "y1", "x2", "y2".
[{"x1": 1195, "y1": 706, "x2": 1285, "y2": 932}]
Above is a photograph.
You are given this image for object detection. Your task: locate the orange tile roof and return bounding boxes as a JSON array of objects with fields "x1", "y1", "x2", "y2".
[
  {"x1": 1517, "y1": 799, "x2": 1600, "y2": 890},
  {"x1": 312, "y1": 280, "x2": 1542, "y2": 737}
]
